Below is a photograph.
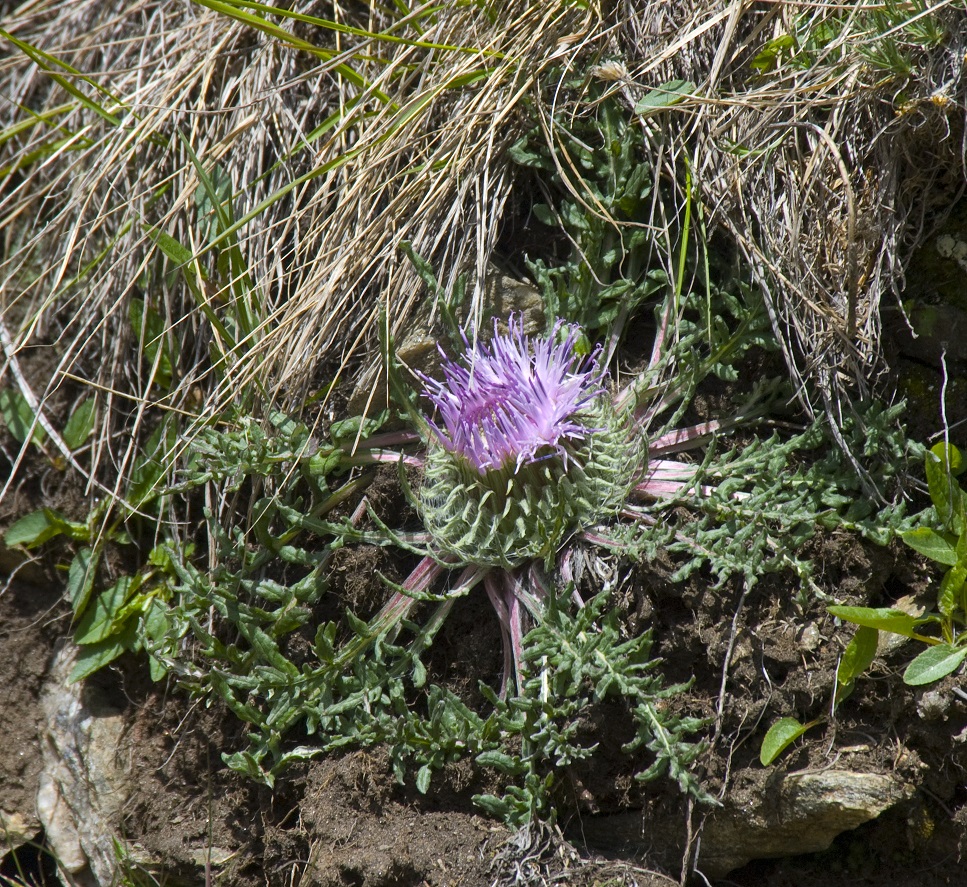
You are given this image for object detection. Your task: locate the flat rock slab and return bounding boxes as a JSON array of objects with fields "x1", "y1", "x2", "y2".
[
  {"x1": 575, "y1": 769, "x2": 915, "y2": 879},
  {"x1": 37, "y1": 645, "x2": 133, "y2": 887}
]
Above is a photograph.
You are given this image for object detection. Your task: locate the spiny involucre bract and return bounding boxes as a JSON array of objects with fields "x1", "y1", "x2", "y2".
[{"x1": 419, "y1": 316, "x2": 646, "y2": 569}]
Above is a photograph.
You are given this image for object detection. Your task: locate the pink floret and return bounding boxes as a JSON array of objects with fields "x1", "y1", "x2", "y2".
[{"x1": 419, "y1": 316, "x2": 606, "y2": 474}]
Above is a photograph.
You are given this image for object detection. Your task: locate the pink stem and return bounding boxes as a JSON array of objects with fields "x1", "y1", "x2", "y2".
[
  {"x1": 369, "y1": 555, "x2": 443, "y2": 635},
  {"x1": 508, "y1": 584, "x2": 525, "y2": 696},
  {"x1": 484, "y1": 572, "x2": 513, "y2": 700},
  {"x1": 648, "y1": 420, "x2": 720, "y2": 456},
  {"x1": 358, "y1": 431, "x2": 422, "y2": 449}
]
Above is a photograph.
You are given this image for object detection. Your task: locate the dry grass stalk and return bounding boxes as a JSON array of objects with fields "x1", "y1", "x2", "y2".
[
  {"x1": 616, "y1": 0, "x2": 967, "y2": 472},
  {"x1": 2, "y1": 0, "x2": 964, "y2": 505},
  {"x1": 0, "y1": 0, "x2": 600, "y2": 502}
]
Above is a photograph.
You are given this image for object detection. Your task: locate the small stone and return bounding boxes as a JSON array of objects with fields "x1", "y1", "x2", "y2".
[
  {"x1": 573, "y1": 769, "x2": 915, "y2": 878},
  {"x1": 797, "y1": 623, "x2": 822, "y2": 652},
  {"x1": 0, "y1": 810, "x2": 39, "y2": 853},
  {"x1": 917, "y1": 689, "x2": 950, "y2": 721}
]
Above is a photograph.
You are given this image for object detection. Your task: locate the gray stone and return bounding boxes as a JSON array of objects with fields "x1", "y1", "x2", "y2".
[
  {"x1": 696, "y1": 770, "x2": 913, "y2": 876},
  {"x1": 37, "y1": 645, "x2": 132, "y2": 887},
  {"x1": 573, "y1": 769, "x2": 915, "y2": 879},
  {"x1": 0, "y1": 809, "x2": 42, "y2": 859}
]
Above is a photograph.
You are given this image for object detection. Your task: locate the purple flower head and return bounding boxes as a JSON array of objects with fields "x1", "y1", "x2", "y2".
[{"x1": 419, "y1": 315, "x2": 607, "y2": 475}]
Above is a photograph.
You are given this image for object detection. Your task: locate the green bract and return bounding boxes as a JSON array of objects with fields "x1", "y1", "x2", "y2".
[{"x1": 420, "y1": 396, "x2": 645, "y2": 569}]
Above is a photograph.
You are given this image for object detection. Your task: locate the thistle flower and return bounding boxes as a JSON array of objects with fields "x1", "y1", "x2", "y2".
[
  {"x1": 418, "y1": 316, "x2": 645, "y2": 570},
  {"x1": 420, "y1": 316, "x2": 607, "y2": 474},
  {"x1": 357, "y1": 310, "x2": 714, "y2": 698}
]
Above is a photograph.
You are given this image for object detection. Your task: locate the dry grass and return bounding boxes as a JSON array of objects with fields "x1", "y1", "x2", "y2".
[
  {"x1": 0, "y1": 0, "x2": 599, "y2": 502},
  {"x1": 618, "y1": 3, "x2": 965, "y2": 397},
  {"x1": 1, "y1": 0, "x2": 965, "y2": 503}
]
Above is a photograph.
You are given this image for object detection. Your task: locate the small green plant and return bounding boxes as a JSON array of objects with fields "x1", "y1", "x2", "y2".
[
  {"x1": 759, "y1": 624, "x2": 878, "y2": 766},
  {"x1": 0, "y1": 386, "x2": 95, "y2": 468},
  {"x1": 830, "y1": 441, "x2": 967, "y2": 687},
  {"x1": 750, "y1": 0, "x2": 950, "y2": 82},
  {"x1": 3, "y1": 416, "x2": 179, "y2": 682},
  {"x1": 140, "y1": 315, "x2": 718, "y2": 816},
  {"x1": 472, "y1": 592, "x2": 708, "y2": 825},
  {"x1": 1, "y1": 142, "x2": 268, "y2": 684},
  {"x1": 509, "y1": 84, "x2": 671, "y2": 337}
]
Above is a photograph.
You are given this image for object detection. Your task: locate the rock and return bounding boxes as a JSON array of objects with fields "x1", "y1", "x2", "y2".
[
  {"x1": 36, "y1": 645, "x2": 238, "y2": 887},
  {"x1": 37, "y1": 644, "x2": 134, "y2": 887},
  {"x1": 917, "y1": 689, "x2": 951, "y2": 721},
  {"x1": 573, "y1": 769, "x2": 915, "y2": 879},
  {"x1": 696, "y1": 770, "x2": 914, "y2": 876},
  {"x1": 0, "y1": 809, "x2": 41, "y2": 857}
]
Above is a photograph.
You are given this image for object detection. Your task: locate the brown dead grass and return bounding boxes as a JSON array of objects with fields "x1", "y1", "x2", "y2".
[{"x1": 1, "y1": 0, "x2": 964, "y2": 503}]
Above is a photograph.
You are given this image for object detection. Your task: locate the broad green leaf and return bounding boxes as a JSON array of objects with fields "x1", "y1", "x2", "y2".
[
  {"x1": 145, "y1": 226, "x2": 194, "y2": 268},
  {"x1": 411, "y1": 657, "x2": 427, "y2": 689},
  {"x1": 4, "y1": 509, "x2": 63, "y2": 547},
  {"x1": 67, "y1": 547, "x2": 99, "y2": 617},
  {"x1": 475, "y1": 750, "x2": 522, "y2": 773},
  {"x1": 634, "y1": 79, "x2": 696, "y2": 114},
  {"x1": 472, "y1": 794, "x2": 511, "y2": 819},
  {"x1": 329, "y1": 412, "x2": 388, "y2": 448},
  {"x1": 837, "y1": 626, "x2": 878, "y2": 691},
  {"x1": 926, "y1": 443, "x2": 966, "y2": 532},
  {"x1": 750, "y1": 34, "x2": 796, "y2": 72},
  {"x1": 903, "y1": 643, "x2": 967, "y2": 686},
  {"x1": 416, "y1": 764, "x2": 432, "y2": 794},
  {"x1": 344, "y1": 608, "x2": 370, "y2": 637},
  {"x1": 195, "y1": 161, "x2": 234, "y2": 245},
  {"x1": 0, "y1": 387, "x2": 46, "y2": 445},
  {"x1": 827, "y1": 605, "x2": 926, "y2": 637},
  {"x1": 148, "y1": 657, "x2": 167, "y2": 682},
  {"x1": 930, "y1": 441, "x2": 964, "y2": 475},
  {"x1": 73, "y1": 577, "x2": 134, "y2": 645},
  {"x1": 142, "y1": 596, "x2": 167, "y2": 639},
  {"x1": 61, "y1": 397, "x2": 95, "y2": 450},
  {"x1": 760, "y1": 717, "x2": 815, "y2": 766},
  {"x1": 69, "y1": 638, "x2": 127, "y2": 683},
  {"x1": 902, "y1": 527, "x2": 958, "y2": 566},
  {"x1": 128, "y1": 419, "x2": 177, "y2": 508},
  {"x1": 4, "y1": 508, "x2": 86, "y2": 548},
  {"x1": 307, "y1": 448, "x2": 342, "y2": 479},
  {"x1": 939, "y1": 562, "x2": 967, "y2": 619}
]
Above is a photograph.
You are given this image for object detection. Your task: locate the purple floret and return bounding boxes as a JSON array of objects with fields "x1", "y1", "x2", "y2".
[{"x1": 419, "y1": 315, "x2": 606, "y2": 474}]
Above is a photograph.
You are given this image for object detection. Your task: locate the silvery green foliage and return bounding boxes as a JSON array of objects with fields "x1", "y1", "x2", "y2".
[
  {"x1": 473, "y1": 591, "x2": 712, "y2": 826},
  {"x1": 613, "y1": 401, "x2": 922, "y2": 594},
  {"x1": 144, "y1": 392, "x2": 918, "y2": 822},
  {"x1": 146, "y1": 407, "x2": 707, "y2": 819}
]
